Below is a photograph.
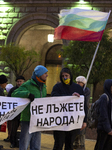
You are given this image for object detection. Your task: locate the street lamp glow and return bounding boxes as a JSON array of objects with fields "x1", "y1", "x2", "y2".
[
  {"x1": 0, "y1": 0, "x2": 5, "y2": 4},
  {"x1": 48, "y1": 34, "x2": 54, "y2": 43},
  {"x1": 71, "y1": 0, "x2": 92, "y2": 10},
  {"x1": 79, "y1": 0, "x2": 85, "y2": 4}
]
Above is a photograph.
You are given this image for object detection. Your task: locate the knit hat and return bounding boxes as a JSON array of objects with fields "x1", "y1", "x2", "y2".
[
  {"x1": 6, "y1": 84, "x2": 13, "y2": 93},
  {"x1": 76, "y1": 76, "x2": 87, "y2": 85},
  {"x1": 34, "y1": 65, "x2": 48, "y2": 77},
  {"x1": 15, "y1": 76, "x2": 25, "y2": 81},
  {"x1": 0, "y1": 75, "x2": 8, "y2": 84}
]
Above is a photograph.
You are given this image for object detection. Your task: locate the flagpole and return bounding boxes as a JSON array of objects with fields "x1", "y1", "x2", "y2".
[{"x1": 84, "y1": 41, "x2": 100, "y2": 90}]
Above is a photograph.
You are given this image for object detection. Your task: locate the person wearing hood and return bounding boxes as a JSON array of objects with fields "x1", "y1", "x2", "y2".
[
  {"x1": 51, "y1": 68, "x2": 87, "y2": 150},
  {"x1": 11, "y1": 65, "x2": 48, "y2": 150},
  {"x1": 94, "y1": 79, "x2": 112, "y2": 150}
]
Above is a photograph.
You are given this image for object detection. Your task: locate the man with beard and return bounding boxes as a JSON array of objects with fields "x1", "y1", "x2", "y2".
[{"x1": 12, "y1": 65, "x2": 48, "y2": 150}]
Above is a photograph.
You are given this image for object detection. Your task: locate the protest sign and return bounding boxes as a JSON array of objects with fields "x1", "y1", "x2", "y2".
[
  {"x1": 29, "y1": 95, "x2": 85, "y2": 133},
  {"x1": 0, "y1": 96, "x2": 30, "y2": 125}
]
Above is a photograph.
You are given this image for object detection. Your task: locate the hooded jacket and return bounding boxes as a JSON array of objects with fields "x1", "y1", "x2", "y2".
[
  {"x1": 51, "y1": 68, "x2": 87, "y2": 122},
  {"x1": 97, "y1": 79, "x2": 112, "y2": 133}
]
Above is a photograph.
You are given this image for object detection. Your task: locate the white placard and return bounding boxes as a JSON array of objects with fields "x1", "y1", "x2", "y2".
[
  {"x1": 0, "y1": 96, "x2": 30, "y2": 125},
  {"x1": 29, "y1": 95, "x2": 85, "y2": 133}
]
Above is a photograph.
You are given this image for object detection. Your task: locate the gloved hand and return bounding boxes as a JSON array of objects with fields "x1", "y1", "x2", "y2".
[{"x1": 28, "y1": 93, "x2": 35, "y2": 102}]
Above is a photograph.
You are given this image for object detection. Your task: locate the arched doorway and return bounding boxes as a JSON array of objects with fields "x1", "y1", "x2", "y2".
[
  {"x1": 45, "y1": 44, "x2": 62, "y2": 95},
  {"x1": 5, "y1": 13, "x2": 60, "y2": 82}
]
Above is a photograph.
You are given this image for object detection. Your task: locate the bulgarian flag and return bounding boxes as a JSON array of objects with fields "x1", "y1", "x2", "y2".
[{"x1": 54, "y1": 8, "x2": 110, "y2": 42}]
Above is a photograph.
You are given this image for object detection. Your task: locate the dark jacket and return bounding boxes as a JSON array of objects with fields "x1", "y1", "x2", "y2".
[
  {"x1": 97, "y1": 79, "x2": 112, "y2": 133},
  {"x1": 84, "y1": 87, "x2": 90, "y2": 109},
  {"x1": 8, "y1": 85, "x2": 20, "y2": 120},
  {"x1": 7, "y1": 86, "x2": 18, "y2": 97},
  {"x1": 51, "y1": 82, "x2": 83, "y2": 97},
  {"x1": 51, "y1": 68, "x2": 87, "y2": 122},
  {"x1": 0, "y1": 86, "x2": 5, "y2": 96}
]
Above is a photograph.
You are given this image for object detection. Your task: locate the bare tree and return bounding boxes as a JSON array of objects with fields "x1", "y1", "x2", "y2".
[{"x1": 0, "y1": 43, "x2": 41, "y2": 77}]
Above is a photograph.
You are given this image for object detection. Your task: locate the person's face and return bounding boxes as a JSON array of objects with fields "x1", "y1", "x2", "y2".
[
  {"x1": 16, "y1": 79, "x2": 25, "y2": 87},
  {"x1": 77, "y1": 82, "x2": 84, "y2": 87},
  {"x1": 40, "y1": 72, "x2": 48, "y2": 81},
  {"x1": 0, "y1": 83, "x2": 7, "y2": 89},
  {"x1": 62, "y1": 72, "x2": 70, "y2": 79}
]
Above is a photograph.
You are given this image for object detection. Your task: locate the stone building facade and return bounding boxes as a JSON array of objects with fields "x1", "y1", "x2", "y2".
[{"x1": 0, "y1": 0, "x2": 112, "y2": 95}]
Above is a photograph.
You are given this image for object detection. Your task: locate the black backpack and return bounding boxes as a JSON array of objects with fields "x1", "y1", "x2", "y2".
[{"x1": 87, "y1": 93, "x2": 109, "y2": 129}]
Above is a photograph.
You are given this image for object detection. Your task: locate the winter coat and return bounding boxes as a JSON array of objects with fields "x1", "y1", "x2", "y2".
[
  {"x1": 97, "y1": 94, "x2": 111, "y2": 133},
  {"x1": 51, "y1": 82, "x2": 83, "y2": 97},
  {"x1": 0, "y1": 86, "x2": 5, "y2": 96},
  {"x1": 97, "y1": 79, "x2": 112, "y2": 133},
  {"x1": 51, "y1": 82, "x2": 87, "y2": 122},
  {"x1": 7, "y1": 86, "x2": 18, "y2": 97},
  {"x1": 11, "y1": 79, "x2": 47, "y2": 121},
  {"x1": 8, "y1": 85, "x2": 20, "y2": 120}
]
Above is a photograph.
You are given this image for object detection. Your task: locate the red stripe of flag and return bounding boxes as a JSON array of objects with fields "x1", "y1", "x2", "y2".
[{"x1": 54, "y1": 26, "x2": 104, "y2": 42}]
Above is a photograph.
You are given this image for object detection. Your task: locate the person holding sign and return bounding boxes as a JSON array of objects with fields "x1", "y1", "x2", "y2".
[
  {"x1": 51, "y1": 68, "x2": 87, "y2": 150},
  {"x1": 11, "y1": 65, "x2": 48, "y2": 150}
]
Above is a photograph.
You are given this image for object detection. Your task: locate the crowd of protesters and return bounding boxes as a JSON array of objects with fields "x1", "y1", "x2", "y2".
[{"x1": 0, "y1": 65, "x2": 112, "y2": 150}]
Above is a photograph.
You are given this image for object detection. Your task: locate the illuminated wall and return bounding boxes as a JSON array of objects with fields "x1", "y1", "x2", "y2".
[
  {"x1": 0, "y1": 0, "x2": 112, "y2": 83},
  {"x1": 0, "y1": 0, "x2": 111, "y2": 46}
]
